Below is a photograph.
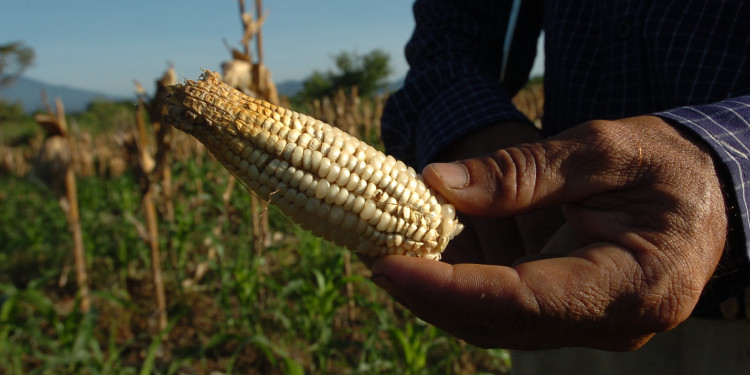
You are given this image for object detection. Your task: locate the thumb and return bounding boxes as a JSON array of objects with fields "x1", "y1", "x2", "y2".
[{"x1": 422, "y1": 133, "x2": 606, "y2": 217}]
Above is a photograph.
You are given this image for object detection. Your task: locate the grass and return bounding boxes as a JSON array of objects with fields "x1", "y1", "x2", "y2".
[{"x1": 0, "y1": 152, "x2": 512, "y2": 374}]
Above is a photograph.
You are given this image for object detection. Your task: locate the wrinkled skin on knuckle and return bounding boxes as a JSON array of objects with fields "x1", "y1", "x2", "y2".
[
  {"x1": 565, "y1": 120, "x2": 649, "y2": 186},
  {"x1": 487, "y1": 147, "x2": 533, "y2": 211},
  {"x1": 482, "y1": 142, "x2": 556, "y2": 214}
]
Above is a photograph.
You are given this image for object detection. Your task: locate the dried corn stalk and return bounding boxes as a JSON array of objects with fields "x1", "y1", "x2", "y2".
[
  {"x1": 34, "y1": 98, "x2": 90, "y2": 313},
  {"x1": 166, "y1": 71, "x2": 463, "y2": 260}
]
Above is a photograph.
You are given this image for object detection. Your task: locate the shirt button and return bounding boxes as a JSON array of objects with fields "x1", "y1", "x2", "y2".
[{"x1": 615, "y1": 20, "x2": 633, "y2": 39}]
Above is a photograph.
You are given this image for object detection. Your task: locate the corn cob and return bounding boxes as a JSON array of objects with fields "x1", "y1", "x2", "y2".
[{"x1": 165, "y1": 71, "x2": 463, "y2": 260}]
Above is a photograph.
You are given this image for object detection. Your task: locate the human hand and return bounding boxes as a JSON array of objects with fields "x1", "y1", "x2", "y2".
[
  {"x1": 370, "y1": 116, "x2": 728, "y2": 350},
  {"x1": 430, "y1": 121, "x2": 564, "y2": 265}
]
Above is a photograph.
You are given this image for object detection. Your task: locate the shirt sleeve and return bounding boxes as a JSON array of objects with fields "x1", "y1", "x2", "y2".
[{"x1": 381, "y1": 0, "x2": 543, "y2": 170}]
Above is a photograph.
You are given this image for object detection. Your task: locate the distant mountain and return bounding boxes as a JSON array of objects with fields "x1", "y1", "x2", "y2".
[
  {"x1": 274, "y1": 77, "x2": 405, "y2": 98},
  {"x1": 275, "y1": 79, "x2": 304, "y2": 97},
  {"x1": 0, "y1": 77, "x2": 118, "y2": 114},
  {"x1": 0, "y1": 76, "x2": 405, "y2": 114}
]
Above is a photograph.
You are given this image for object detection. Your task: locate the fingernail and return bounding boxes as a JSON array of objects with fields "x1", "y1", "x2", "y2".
[{"x1": 430, "y1": 162, "x2": 469, "y2": 189}]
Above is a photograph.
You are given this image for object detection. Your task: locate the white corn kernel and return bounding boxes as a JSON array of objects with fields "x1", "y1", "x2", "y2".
[{"x1": 166, "y1": 70, "x2": 463, "y2": 260}]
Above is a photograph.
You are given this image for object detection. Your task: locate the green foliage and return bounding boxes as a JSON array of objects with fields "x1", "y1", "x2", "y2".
[
  {"x1": 0, "y1": 99, "x2": 38, "y2": 144},
  {"x1": 527, "y1": 75, "x2": 544, "y2": 86},
  {"x1": 0, "y1": 98, "x2": 138, "y2": 146},
  {"x1": 0, "y1": 176, "x2": 71, "y2": 287},
  {"x1": 0, "y1": 282, "x2": 137, "y2": 375},
  {"x1": 297, "y1": 49, "x2": 392, "y2": 102},
  {"x1": 0, "y1": 156, "x2": 512, "y2": 373},
  {"x1": 0, "y1": 41, "x2": 35, "y2": 88},
  {"x1": 71, "y1": 99, "x2": 139, "y2": 134},
  {"x1": 0, "y1": 100, "x2": 27, "y2": 122}
]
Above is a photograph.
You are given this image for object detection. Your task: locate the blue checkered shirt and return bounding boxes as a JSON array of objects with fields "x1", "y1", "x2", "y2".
[{"x1": 381, "y1": 0, "x2": 750, "y2": 318}]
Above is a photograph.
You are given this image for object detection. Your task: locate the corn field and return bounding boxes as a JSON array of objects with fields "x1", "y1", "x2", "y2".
[
  {"x1": 0, "y1": 1, "x2": 545, "y2": 373},
  {"x1": 0, "y1": 85, "x2": 548, "y2": 374}
]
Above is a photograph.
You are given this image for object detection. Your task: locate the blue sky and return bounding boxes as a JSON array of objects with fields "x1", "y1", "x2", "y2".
[{"x1": 1, "y1": 0, "x2": 543, "y2": 98}]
